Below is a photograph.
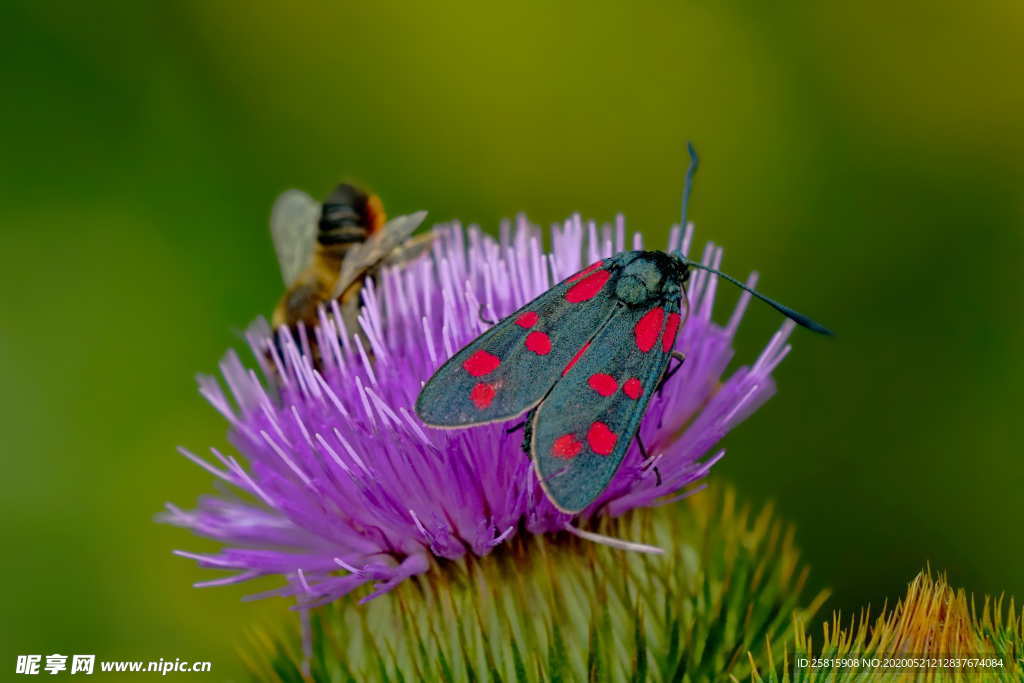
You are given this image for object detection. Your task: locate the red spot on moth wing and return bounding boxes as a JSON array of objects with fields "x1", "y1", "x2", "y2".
[
  {"x1": 470, "y1": 382, "x2": 496, "y2": 409},
  {"x1": 552, "y1": 433, "x2": 584, "y2": 459},
  {"x1": 662, "y1": 312, "x2": 682, "y2": 351},
  {"x1": 587, "y1": 373, "x2": 618, "y2": 397},
  {"x1": 565, "y1": 270, "x2": 611, "y2": 303},
  {"x1": 515, "y1": 311, "x2": 539, "y2": 328},
  {"x1": 562, "y1": 342, "x2": 590, "y2": 375},
  {"x1": 623, "y1": 378, "x2": 643, "y2": 399},
  {"x1": 634, "y1": 307, "x2": 665, "y2": 352},
  {"x1": 463, "y1": 350, "x2": 501, "y2": 377},
  {"x1": 587, "y1": 421, "x2": 618, "y2": 455},
  {"x1": 524, "y1": 331, "x2": 552, "y2": 355},
  {"x1": 567, "y1": 261, "x2": 604, "y2": 282}
]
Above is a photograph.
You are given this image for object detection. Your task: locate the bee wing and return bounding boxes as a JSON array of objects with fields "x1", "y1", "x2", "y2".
[
  {"x1": 381, "y1": 231, "x2": 437, "y2": 266},
  {"x1": 416, "y1": 257, "x2": 625, "y2": 427},
  {"x1": 531, "y1": 298, "x2": 685, "y2": 513},
  {"x1": 332, "y1": 211, "x2": 429, "y2": 298},
  {"x1": 270, "y1": 189, "x2": 320, "y2": 286}
]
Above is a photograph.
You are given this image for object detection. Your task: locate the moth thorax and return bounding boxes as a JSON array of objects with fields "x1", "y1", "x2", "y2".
[{"x1": 615, "y1": 259, "x2": 667, "y2": 305}]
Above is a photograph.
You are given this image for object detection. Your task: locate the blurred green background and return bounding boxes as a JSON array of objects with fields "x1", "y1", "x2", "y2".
[{"x1": 2, "y1": 1, "x2": 1022, "y2": 679}]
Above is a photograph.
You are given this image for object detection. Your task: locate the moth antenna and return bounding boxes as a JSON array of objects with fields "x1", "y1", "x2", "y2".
[
  {"x1": 680, "y1": 258, "x2": 834, "y2": 336},
  {"x1": 680, "y1": 141, "x2": 700, "y2": 232},
  {"x1": 675, "y1": 142, "x2": 830, "y2": 335}
]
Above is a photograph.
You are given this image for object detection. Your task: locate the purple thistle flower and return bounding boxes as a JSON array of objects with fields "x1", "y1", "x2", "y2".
[{"x1": 162, "y1": 215, "x2": 795, "y2": 607}]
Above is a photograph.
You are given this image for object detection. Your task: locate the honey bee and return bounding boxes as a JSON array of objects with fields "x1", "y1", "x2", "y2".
[{"x1": 269, "y1": 183, "x2": 430, "y2": 339}]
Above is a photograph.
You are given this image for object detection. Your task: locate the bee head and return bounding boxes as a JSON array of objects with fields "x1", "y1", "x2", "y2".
[
  {"x1": 319, "y1": 184, "x2": 366, "y2": 231},
  {"x1": 318, "y1": 184, "x2": 386, "y2": 245}
]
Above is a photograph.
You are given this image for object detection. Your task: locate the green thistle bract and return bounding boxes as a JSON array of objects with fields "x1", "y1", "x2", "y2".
[{"x1": 244, "y1": 486, "x2": 826, "y2": 682}]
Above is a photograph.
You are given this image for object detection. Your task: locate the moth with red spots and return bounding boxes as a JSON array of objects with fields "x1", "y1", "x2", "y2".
[{"x1": 415, "y1": 147, "x2": 832, "y2": 513}]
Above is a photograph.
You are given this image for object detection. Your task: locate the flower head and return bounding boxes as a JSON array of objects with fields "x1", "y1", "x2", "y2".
[{"x1": 162, "y1": 215, "x2": 796, "y2": 606}]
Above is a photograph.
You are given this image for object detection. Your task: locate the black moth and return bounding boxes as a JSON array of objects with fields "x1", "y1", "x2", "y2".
[{"x1": 415, "y1": 148, "x2": 830, "y2": 513}]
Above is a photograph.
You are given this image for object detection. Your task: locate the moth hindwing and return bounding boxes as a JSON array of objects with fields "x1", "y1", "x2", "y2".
[{"x1": 415, "y1": 256, "x2": 628, "y2": 427}]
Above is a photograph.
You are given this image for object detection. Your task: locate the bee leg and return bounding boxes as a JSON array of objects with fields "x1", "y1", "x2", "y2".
[
  {"x1": 657, "y1": 351, "x2": 687, "y2": 396},
  {"x1": 478, "y1": 303, "x2": 496, "y2": 326},
  {"x1": 636, "y1": 434, "x2": 662, "y2": 486}
]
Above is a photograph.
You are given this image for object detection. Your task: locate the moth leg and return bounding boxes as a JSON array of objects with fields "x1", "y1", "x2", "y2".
[
  {"x1": 505, "y1": 420, "x2": 527, "y2": 434},
  {"x1": 520, "y1": 411, "x2": 535, "y2": 459},
  {"x1": 657, "y1": 351, "x2": 687, "y2": 395},
  {"x1": 635, "y1": 434, "x2": 662, "y2": 486},
  {"x1": 477, "y1": 303, "x2": 496, "y2": 326}
]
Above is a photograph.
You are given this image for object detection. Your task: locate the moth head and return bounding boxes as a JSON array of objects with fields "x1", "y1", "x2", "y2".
[{"x1": 615, "y1": 252, "x2": 680, "y2": 305}]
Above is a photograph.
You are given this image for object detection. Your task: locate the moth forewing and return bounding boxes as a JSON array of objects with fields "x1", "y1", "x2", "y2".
[
  {"x1": 414, "y1": 257, "x2": 623, "y2": 429},
  {"x1": 530, "y1": 294, "x2": 685, "y2": 513}
]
